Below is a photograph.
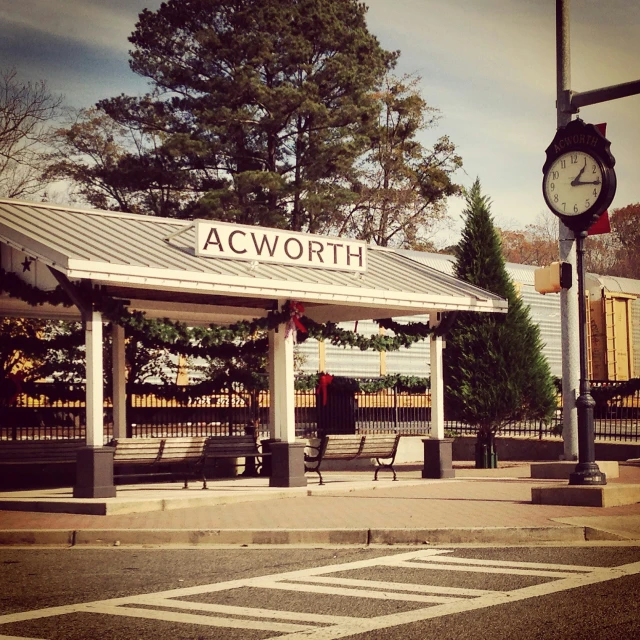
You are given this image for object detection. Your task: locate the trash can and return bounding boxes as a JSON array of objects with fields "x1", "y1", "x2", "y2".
[{"x1": 316, "y1": 375, "x2": 357, "y2": 436}]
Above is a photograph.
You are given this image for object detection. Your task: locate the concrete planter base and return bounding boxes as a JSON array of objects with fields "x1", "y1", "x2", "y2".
[
  {"x1": 269, "y1": 441, "x2": 307, "y2": 488},
  {"x1": 73, "y1": 446, "x2": 117, "y2": 498},
  {"x1": 422, "y1": 438, "x2": 455, "y2": 479}
]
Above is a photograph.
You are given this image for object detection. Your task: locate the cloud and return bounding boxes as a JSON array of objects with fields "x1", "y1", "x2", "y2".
[
  {"x1": 0, "y1": 0, "x2": 160, "y2": 54},
  {"x1": 365, "y1": 0, "x2": 640, "y2": 227}
]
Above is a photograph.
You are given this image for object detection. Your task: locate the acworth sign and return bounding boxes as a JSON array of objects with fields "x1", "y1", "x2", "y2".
[{"x1": 195, "y1": 220, "x2": 368, "y2": 273}]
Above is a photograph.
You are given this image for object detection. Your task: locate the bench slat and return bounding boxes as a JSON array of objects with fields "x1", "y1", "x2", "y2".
[
  {"x1": 159, "y1": 437, "x2": 207, "y2": 463},
  {"x1": 204, "y1": 436, "x2": 261, "y2": 458},
  {"x1": 112, "y1": 438, "x2": 163, "y2": 464},
  {"x1": 359, "y1": 435, "x2": 400, "y2": 459},
  {"x1": 322, "y1": 435, "x2": 365, "y2": 460},
  {"x1": 0, "y1": 441, "x2": 83, "y2": 464}
]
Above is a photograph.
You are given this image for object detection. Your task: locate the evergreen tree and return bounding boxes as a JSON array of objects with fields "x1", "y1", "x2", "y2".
[
  {"x1": 52, "y1": 0, "x2": 397, "y2": 230},
  {"x1": 443, "y1": 179, "x2": 556, "y2": 466}
]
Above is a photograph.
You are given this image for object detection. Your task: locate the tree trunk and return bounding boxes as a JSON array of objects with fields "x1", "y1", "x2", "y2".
[{"x1": 474, "y1": 430, "x2": 497, "y2": 469}]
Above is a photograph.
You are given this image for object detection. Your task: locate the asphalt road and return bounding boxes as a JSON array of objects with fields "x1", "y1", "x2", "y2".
[{"x1": 2, "y1": 545, "x2": 640, "y2": 639}]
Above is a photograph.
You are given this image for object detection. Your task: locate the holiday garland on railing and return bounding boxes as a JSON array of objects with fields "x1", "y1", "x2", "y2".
[
  {"x1": 5, "y1": 372, "x2": 431, "y2": 405},
  {"x1": 0, "y1": 268, "x2": 438, "y2": 359},
  {"x1": 295, "y1": 373, "x2": 430, "y2": 393}
]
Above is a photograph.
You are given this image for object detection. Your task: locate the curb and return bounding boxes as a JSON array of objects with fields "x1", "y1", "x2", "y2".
[{"x1": 0, "y1": 525, "x2": 627, "y2": 547}]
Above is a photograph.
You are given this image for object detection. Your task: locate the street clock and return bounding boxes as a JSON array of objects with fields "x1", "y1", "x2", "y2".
[{"x1": 542, "y1": 119, "x2": 616, "y2": 232}]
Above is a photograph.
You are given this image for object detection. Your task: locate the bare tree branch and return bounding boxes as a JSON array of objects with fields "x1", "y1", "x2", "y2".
[{"x1": 0, "y1": 68, "x2": 63, "y2": 198}]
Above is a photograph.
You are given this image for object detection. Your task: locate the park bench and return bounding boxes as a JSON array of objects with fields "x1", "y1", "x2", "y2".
[
  {"x1": 304, "y1": 433, "x2": 402, "y2": 485},
  {"x1": 111, "y1": 436, "x2": 208, "y2": 489},
  {"x1": 0, "y1": 440, "x2": 84, "y2": 468},
  {"x1": 0, "y1": 440, "x2": 85, "y2": 489},
  {"x1": 203, "y1": 434, "x2": 270, "y2": 478}
]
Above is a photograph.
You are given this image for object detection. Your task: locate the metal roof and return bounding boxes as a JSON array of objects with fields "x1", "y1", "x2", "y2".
[
  {"x1": 0, "y1": 199, "x2": 507, "y2": 323},
  {"x1": 587, "y1": 273, "x2": 640, "y2": 297}
]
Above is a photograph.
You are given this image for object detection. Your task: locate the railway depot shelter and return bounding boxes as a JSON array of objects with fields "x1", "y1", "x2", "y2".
[{"x1": 0, "y1": 199, "x2": 508, "y2": 498}]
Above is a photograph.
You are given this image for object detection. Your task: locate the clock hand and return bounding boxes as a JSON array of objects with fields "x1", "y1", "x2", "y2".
[
  {"x1": 573, "y1": 178, "x2": 601, "y2": 186},
  {"x1": 570, "y1": 158, "x2": 587, "y2": 186}
]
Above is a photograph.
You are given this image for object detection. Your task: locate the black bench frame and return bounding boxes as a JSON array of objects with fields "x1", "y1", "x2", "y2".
[{"x1": 304, "y1": 434, "x2": 402, "y2": 485}]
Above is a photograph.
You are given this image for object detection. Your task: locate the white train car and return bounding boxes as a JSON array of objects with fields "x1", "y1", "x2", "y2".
[{"x1": 298, "y1": 250, "x2": 640, "y2": 383}]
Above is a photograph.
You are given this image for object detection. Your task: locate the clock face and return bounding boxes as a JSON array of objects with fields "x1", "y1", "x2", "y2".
[{"x1": 543, "y1": 151, "x2": 604, "y2": 216}]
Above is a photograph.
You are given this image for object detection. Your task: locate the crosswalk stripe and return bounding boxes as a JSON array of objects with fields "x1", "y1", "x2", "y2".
[
  {"x1": 132, "y1": 595, "x2": 356, "y2": 624},
  {"x1": 249, "y1": 578, "x2": 463, "y2": 603},
  {"x1": 84, "y1": 604, "x2": 313, "y2": 632},
  {"x1": 409, "y1": 555, "x2": 595, "y2": 572},
  {"x1": 285, "y1": 575, "x2": 495, "y2": 596},
  {"x1": 394, "y1": 560, "x2": 578, "y2": 578}
]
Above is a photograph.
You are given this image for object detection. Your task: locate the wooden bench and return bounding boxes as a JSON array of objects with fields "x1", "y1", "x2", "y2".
[
  {"x1": 203, "y1": 435, "x2": 269, "y2": 478},
  {"x1": 0, "y1": 440, "x2": 84, "y2": 466},
  {"x1": 111, "y1": 436, "x2": 208, "y2": 489},
  {"x1": 0, "y1": 440, "x2": 85, "y2": 490},
  {"x1": 304, "y1": 434, "x2": 402, "y2": 485}
]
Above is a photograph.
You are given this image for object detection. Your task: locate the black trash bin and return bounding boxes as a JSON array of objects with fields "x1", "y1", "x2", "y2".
[{"x1": 315, "y1": 374, "x2": 357, "y2": 436}]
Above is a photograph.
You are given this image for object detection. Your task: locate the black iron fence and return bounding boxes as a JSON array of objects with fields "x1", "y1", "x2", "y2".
[
  {"x1": 590, "y1": 380, "x2": 640, "y2": 442},
  {"x1": 2, "y1": 380, "x2": 640, "y2": 442}
]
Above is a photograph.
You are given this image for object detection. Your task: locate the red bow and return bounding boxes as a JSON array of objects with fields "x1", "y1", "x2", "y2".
[
  {"x1": 285, "y1": 300, "x2": 307, "y2": 341},
  {"x1": 317, "y1": 373, "x2": 334, "y2": 406}
]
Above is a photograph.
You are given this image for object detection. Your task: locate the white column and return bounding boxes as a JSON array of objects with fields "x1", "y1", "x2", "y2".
[
  {"x1": 268, "y1": 330, "x2": 276, "y2": 440},
  {"x1": 269, "y1": 324, "x2": 296, "y2": 443},
  {"x1": 429, "y1": 312, "x2": 445, "y2": 440},
  {"x1": 111, "y1": 323, "x2": 127, "y2": 440},
  {"x1": 85, "y1": 310, "x2": 104, "y2": 447}
]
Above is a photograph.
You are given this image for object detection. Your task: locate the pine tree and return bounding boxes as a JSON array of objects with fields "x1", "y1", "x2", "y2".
[
  {"x1": 443, "y1": 179, "x2": 557, "y2": 467},
  {"x1": 52, "y1": 0, "x2": 397, "y2": 230}
]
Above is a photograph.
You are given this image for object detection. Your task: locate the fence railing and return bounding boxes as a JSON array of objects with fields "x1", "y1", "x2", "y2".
[{"x1": 2, "y1": 380, "x2": 640, "y2": 442}]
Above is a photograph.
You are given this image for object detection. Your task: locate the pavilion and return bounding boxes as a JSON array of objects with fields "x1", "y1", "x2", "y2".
[{"x1": 0, "y1": 198, "x2": 507, "y2": 497}]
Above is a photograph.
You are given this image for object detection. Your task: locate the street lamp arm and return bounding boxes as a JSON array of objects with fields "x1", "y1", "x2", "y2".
[{"x1": 571, "y1": 78, "x2": 640, "y2": 109}]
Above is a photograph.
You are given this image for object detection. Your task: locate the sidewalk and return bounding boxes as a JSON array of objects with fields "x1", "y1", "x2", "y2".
[{"x1": 2, "y1": 462, "x2": 640, "y2": 546}]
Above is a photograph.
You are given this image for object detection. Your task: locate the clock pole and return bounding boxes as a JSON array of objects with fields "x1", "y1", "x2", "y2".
[
  {"x1": 543, "y1": 133, "x2": 615, "y2": 488},
  {"x1": 552, "y1": 0, "x2": 640, "y2": 485},
  {"x1": 556, "y1": 0, "x2": 580, "y2": 463},
  {"x1": 569, "y1": 229, "x2": 606, "y2": 485}
]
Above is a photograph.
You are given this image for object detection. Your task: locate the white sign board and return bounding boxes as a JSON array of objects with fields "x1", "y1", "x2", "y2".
[{"x1": 195, "y1": 220, "x2": 367, "y2": 273}]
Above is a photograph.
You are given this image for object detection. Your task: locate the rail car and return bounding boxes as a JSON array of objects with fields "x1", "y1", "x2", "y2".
[{"x1": 297, "y1": 250, "x2": 640, "y2": 383}]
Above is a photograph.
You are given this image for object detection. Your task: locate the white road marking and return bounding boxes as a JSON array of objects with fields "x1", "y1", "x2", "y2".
[
  {"x1": 271, "y1": 560, "x2": 640, "y2": 640},
  {"x1": 85, "y1": 604, "x2": 312, "y2": 632},
  {"x1": 285, "y1": 576, "x2": 494, "y2": 596},
  {"x1": 132, "y1": 596, "x2": 356, "y2": 624},
  {"x1": 393, "y1": 560, "x2": 580, "y2": 578},
  {"x1": 2, "y1": 549, "x2": 639, "y2": 640},
  {"x1": 249, "y1": 578, "x2": 462, "y2": 603},
  {"x1": 409, "y1": 555, "x2": 596, "y2": 572}
]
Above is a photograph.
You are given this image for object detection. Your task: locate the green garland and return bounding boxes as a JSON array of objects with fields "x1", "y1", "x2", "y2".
[
  {"x1": 0, "y1": 268, "x2": 75, "y2": 307},
  {"x1": 1, "y1": 268, "x2": 437, "y2": 358},
  {"x1": 294, "y1": 373, "x2": 430, "y2": 393}
]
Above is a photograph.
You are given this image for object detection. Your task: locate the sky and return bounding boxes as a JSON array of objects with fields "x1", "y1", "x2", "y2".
[{"x1": 1, "y1": 0, "x2": 640, "y2": 245}]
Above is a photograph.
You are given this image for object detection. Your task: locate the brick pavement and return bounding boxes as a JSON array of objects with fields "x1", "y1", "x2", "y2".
[{"x1": 1, "y1": 463, "x2": 640, "y2": 537}]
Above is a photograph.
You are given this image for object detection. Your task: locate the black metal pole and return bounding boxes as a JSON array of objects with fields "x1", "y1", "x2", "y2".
[{"x1": 569, "y1": 230, "x2": 606, "y2": 485}]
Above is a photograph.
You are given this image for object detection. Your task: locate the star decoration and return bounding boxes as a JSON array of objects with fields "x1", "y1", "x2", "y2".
[{"x1": 21, "y1": 258, "x2": 32, "y2": 272}]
